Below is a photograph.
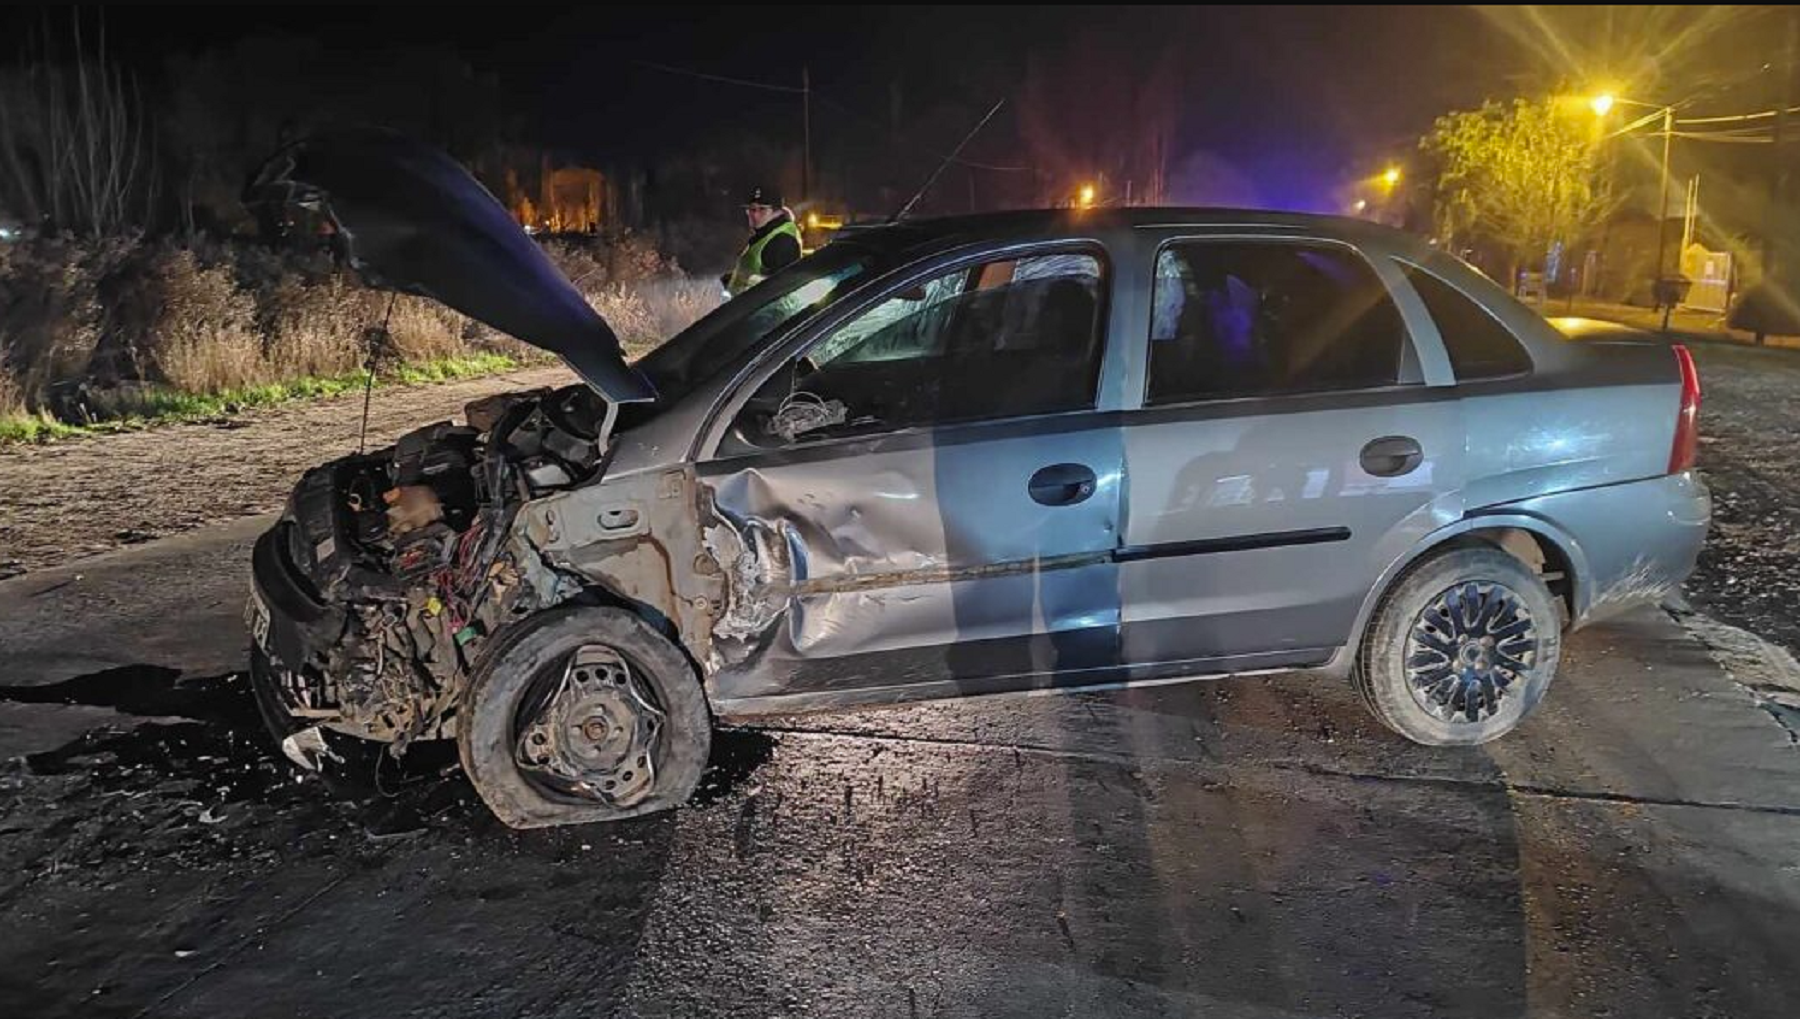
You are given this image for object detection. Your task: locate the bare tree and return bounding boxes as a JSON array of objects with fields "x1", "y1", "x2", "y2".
[{"x1": 0, "y1": 11, "x2": 156, "y2": 236}]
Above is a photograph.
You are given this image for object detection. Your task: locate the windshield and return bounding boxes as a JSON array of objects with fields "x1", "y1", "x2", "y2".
[{"x1": 634, "y1": 245, "x2": 876, "y2": 407}]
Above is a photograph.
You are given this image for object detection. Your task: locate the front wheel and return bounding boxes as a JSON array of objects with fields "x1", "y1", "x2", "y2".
[
  {"x1": 1353, "y1": 546, "x2": 1562, "y2": 746},
  {"x1": 459, "y1": 605, "x2": 713, "y2": 829}
]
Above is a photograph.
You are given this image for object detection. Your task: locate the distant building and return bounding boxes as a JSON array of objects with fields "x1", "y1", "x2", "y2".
[{"x1": 492, "y1": 149, "x2": 607, "y2": 235}]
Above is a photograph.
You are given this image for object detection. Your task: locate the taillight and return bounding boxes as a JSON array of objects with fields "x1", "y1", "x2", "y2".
[{"x1": 1670, "y1": 344, "x2": 1701, "y2": 474}]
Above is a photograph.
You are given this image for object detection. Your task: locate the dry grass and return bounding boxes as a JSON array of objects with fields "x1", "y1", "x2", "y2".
[
  {"x1": 0, "y1": 369, "x2": 27, "y2": 419},
  {"x1": 592, "y1": 278, "x2": 719, "y2": 354},
  {"x1": 146, "y1": 248, "x2": 264, "y2": 392},
  {"x1": 0, "y1": 231, "x2": 713, "y2": 442},
  {"x1": 262, "y1": 274, "x2": 373, "y2": 378},
  {"x1": 0, "y1": 235, "x2": 129, "y2": 400}
]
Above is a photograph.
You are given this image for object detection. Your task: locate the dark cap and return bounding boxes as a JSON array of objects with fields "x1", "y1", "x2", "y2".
[{"x1": 742, "y1": 185, "x2": 783, "y2": 208}]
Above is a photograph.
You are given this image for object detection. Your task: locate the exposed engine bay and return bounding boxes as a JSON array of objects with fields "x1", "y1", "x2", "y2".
[{"x1": 253, "y1": 385, "x2": 616, "y2": 749}]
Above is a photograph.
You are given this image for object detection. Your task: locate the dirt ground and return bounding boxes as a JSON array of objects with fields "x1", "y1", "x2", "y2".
[
  {"x1": 0, "y1": 365, "x2": 575, "y2": 579},
  {"x1": 3, "y1": 605, "x2": 1798, "y2": 1018},
  {"x1": 1679, "y1": 342, "x2": 1800, "y2": 658}
]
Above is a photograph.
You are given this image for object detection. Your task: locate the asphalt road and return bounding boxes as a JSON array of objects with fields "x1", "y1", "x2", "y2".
[{"x1": 3, "y1": 524, "x2": 1799, "y2": 1018}]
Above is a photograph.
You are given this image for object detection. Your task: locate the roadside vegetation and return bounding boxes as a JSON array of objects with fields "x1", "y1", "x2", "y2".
[{"x1": 0, "y1": 235, "x2": 715, "y2": 445}]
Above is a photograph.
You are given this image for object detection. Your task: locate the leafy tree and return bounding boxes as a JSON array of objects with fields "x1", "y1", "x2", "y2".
[{"x1": 1421, "y1": 97, "x2": 1615, "y2": 283}]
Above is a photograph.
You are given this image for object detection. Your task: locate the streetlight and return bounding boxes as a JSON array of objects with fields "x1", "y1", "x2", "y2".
[
  {"x1": 1077, "y1": 183, "x2": 1097, "y2": 209},
  {"x1": 1381, "y1": 167, "x2": 1402, "y2": 188},
  {"x1": 1591, "y1": 93, "x2": 1678, "y2": 327}
]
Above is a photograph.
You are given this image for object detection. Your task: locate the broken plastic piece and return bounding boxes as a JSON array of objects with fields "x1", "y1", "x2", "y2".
[{"x1": 280, "y1": 726, "x2": 339, "y2": 772}]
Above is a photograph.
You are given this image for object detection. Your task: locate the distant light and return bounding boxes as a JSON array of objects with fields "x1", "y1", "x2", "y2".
[
  {"x1": 807, "y1": 211, "x2": 820, "y2": 228},
  {"x1": 1590, "y1": 94, "x2": 1616, "y2": 117},
  {"x1": 1352, "y1": 199, "x2": 1368, "y2": 213},
  {"x1": 1077, "y1": 183, "x2": 1097, "y2": 209},
  {"x1": 1381, "y1": 167, "x2": 1401, "y2": 188}
]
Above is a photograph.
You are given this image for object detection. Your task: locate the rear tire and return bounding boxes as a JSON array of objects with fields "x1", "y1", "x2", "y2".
[
  {"x1": 459, "y1": 605, "x2": 713, "y2": 829},
  {"x1": 1353, "y1": 546, "x2": 1561, "y2": 746}
]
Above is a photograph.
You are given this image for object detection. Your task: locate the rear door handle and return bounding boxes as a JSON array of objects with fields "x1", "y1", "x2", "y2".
[
  {"x1": 1029, "y1": 463, "x2": 1098, "y2": 506},
  {"x1": 1360, "y1": 436, "x2": 1424, "y2": 477}
]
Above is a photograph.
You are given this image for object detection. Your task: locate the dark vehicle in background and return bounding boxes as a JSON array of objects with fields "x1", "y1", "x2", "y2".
[{"x1": 245, "y1": 134, "x2": 1710, "y2": 828}]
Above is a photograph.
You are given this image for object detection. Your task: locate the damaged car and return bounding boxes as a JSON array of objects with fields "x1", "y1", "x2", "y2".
[{"x1": 244, "y1": 131, "x2": 1711, "y2": 828}]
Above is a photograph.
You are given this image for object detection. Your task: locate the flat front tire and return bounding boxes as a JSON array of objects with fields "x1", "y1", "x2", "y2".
[{"x1": 459, "y1": 605, "x2": 712, "y2": 829}]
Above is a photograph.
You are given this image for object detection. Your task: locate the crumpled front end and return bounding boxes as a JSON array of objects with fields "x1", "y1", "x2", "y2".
[{"x1": 247, "y1": 386, "x2": 612, "y2": 748}]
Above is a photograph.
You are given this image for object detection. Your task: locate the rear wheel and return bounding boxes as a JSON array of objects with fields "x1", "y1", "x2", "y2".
[
  {"x1": 459, "y1": 605, "x2": 712, "y2": 828},
  {"x1": 1353, "y1": 546, "x2": 1561, "y2": 746}
]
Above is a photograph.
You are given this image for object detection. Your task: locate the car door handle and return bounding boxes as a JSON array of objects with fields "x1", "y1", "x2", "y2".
[
  {"x1": 1360, "y1": 436, "x2": 1424, "y2": 477},
  {"x1": 1028, "y1": 463, "x2": 1098, "y2": 506}
]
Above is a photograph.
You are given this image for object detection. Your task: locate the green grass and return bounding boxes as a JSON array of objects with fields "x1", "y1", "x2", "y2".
[
  {"x1": 0, "y1": 413, "x2": 82, "y2": 444},
  {"x1": 0, "y1": 352, "x2": 527, "y2": 446}
]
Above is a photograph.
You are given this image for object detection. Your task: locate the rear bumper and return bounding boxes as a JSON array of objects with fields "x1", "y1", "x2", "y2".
[{"x1": 1492, "y1": 470, "x2": 1711, "y2": 627}]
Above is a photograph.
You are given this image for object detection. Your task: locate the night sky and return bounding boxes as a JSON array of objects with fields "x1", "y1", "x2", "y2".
[{"x1": 5, "y1": 5, "x2": 1789, "y2": 213}]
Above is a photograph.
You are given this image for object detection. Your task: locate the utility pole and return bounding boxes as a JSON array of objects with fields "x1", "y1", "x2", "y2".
[
  {"x1": 1655, "y1": 104, "x2": 1675, "y2": 334},
  {"x1": 1761, "y1": 12, "x2": 1796, "y2": 345},
  {"x1": 801, "y1": 66, "x2": 812, "y2": 203}
]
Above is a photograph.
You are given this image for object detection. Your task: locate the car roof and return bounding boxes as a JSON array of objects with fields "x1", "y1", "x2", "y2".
[{"x1": 832, "y1": 206, "x2": 1428, "y2": 257}]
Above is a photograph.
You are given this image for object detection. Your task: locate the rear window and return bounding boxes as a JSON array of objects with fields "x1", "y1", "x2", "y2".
[
  {"x1": 1148, "y1": 242, "x2": 1408, "y2": 403},
  {"x1": 1401, "y1": 264, "x2": 1533, "y2": 380}
]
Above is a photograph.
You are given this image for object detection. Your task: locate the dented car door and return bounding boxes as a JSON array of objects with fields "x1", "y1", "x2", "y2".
[{"x1": 695, "y1": 246, "x2": 1126, "y2": 713}]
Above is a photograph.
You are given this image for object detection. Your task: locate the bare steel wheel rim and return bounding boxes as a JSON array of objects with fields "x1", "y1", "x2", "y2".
[
  {"x1": 514, "y1": 644, "x2": 665, "y2": 807},
  {"x1": 1404, "y1": 581, "x2": 1538, "y2": 724}
]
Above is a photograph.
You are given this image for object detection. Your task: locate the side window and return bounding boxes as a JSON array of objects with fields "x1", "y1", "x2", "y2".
[
  {"x1": 1147, "y1": 243, "x2": 1408, "y2": 404},
  {"x1": 725, "y1": 251, "x2": 1106, "y2": 448},
  {"x1": 1400, "y1": 264, "x2": 1534, "y2": 380}
]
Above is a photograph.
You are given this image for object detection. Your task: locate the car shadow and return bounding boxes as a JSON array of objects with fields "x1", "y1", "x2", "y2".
[{"x1": 0, "y1": 662, "x2": 778, "y2": 1017}]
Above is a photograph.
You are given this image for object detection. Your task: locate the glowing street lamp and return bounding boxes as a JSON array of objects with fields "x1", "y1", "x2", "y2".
[
  {"x1": 1352, "y1": 199, "x2": 1368, "y2": 214},
  {"x1": 1380, "y1": 167, "x2": 1402, "y2": 188},
  {"x1": 1077, "y1": 183, "x2": 1097, "y2": 209},
  {"x1": 1589, "y1": 93, "x2": 1616, "y2": 117}
]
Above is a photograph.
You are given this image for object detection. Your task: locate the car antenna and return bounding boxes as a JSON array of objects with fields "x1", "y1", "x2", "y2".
[
  {"x1": 890, "y1": 98, "x2": 1005, "y2": 224},
  {"x1": 357, "y1": 293, "x2": 398, "y2": 454}
]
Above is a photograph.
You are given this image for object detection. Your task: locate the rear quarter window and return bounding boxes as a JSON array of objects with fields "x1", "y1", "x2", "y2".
[
  {"x1": 1147, "y1": 242, "x2": 1409, "y2": 404},
  {"x1": 1401, "y1": 264, "x2": 1534, "y2": 380}
]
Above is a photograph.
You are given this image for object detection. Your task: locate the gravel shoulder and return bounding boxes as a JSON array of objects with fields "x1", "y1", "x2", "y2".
[
  {"x1": 0, "y1": 365, "x2": 575, "y2": 578},
  {"x1": 1679, "y1": 343, "x2": 1800, "y2": 659}
]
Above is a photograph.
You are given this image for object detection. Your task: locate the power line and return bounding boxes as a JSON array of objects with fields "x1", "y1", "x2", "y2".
[
  {"x1": 636, "y1": 58, "x2": 1032, "y2": 174},
  {"x1": 1678, "y1": 104, "x2": 1800, "y2": 125},
  {"x1": 811, "y1": 94, "x2": 1032, "y2": 173},
  {"x1": 633, "y1": 59, "x2": 805, "y2": 94},
  {"x1": 1669, "y1": 130, "x2": 1777, "y2": 143}
]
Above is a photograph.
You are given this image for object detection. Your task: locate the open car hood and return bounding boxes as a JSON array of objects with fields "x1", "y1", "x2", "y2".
[{"x1": 245, "y1": 129, "x2": 655, "y2": 404}]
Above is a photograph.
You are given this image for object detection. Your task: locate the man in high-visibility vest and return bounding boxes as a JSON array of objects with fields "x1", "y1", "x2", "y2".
[{"x1": 722, "y1": 186, "x2": 803, "y2": 297}]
